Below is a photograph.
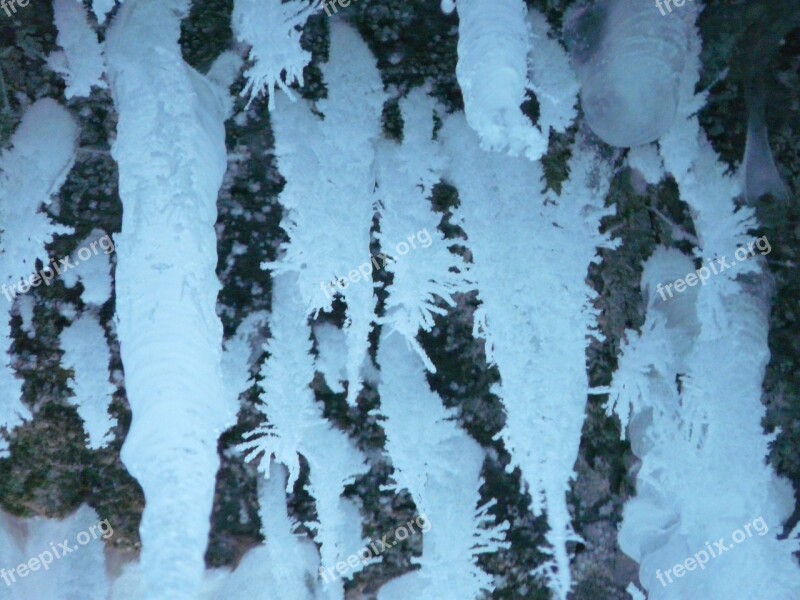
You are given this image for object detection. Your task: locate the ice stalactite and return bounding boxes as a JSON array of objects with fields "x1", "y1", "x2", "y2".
[
  {"x1": 240, "y1": 273, "x2": 369, "y2": 599},
  {"x1": 455, "y1": 0, "x2": 548, "y2": 160},
  {"x1": 375, "y1": 89, "x2": 472, "y2": 370},
  {"x1": 59, "y1": 313, "x2": 116, "y2": 450},
  {"x1": 49, "y1": 0, "x2": 107, "y2": 99},
  {"x1": 374, "y1": 91, "x2": 505, "y2": 598},
  {"x1": 608, "y1": 21, "x2": 800, "y2": 600},
  {"x1": 443, "y1": 114, "x2": 615, "y2": 599},
  {"x1": 376, "y1": 331, "x2": 508, "y2": 600},
  {"x1": 105, "y1": 1, "x2": 235, "y2": 597},
  {"x1": 610, "y1": 249, "x2": 800, "y2": 598},
  {"x1": 0, "y1": 99, "x2": 78, "y2": 456},
  {"x1": 232, "y1": 0, "x2": 322, "y2": 109},
  {"x1": 59, "y1": 229, "x2": 117, "y2": 451},
  {"x1": 568, "y1": 0, "x2": 695, "y2": 148},
  {"x1": 266, "y1": 22, "x2": 386, "y2": 405},
  {"x1": 742, "y1": 65, "x2": 791, "y2": 203},
  {"x1": 205, "y1": 461, "x2": 322, "y2": 600}
]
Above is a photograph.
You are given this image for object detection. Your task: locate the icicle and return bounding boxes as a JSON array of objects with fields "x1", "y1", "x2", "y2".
[
  {"x1": 611, "y1": 19, "x2": 800, "y2": 599},
  {"x1": 48, "y1": 0, "x2": 106, "y2": 99},
  {"x1": 106, "y1": 1, "x2": 234, "y2": 596},
  {"x1": 240, "y1": 272, "x2": 370, "y2": 594},
  {"x1": 60, "y1": 313, "x2": 116, "y2": 449},
  {"x1": 569, "y1": 0, "x2": 695, "y2": 147},
  {"x1": 376, "y1": 331, "x2": 508, "y2": 599},
  {"x1": 443, "y1": 113, "x2": 615, "y2": 599},
  {"x1": 0, "y1": 98, "x2": 78, "y2": 456},
  {"x1": 376, "y1": 88, "x2": 472, "y2": 371},
  {"x1": 455, "y1": 0, "x2": 548, "y2": 160},
  {"x1": 266, "y1": 22, "x2": 385, "y2": 405},
  {"x1": 742, "y1": 74, "x2": 790, "y2": 203},
  {"x1": 232, "y1": 0, "x2": 322, "y2": 109}
]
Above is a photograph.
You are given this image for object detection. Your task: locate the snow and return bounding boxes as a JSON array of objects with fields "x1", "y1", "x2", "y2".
[
  {"x1": 0, "y1": 504, "x2": 111, "y2": 599},
  {"x1": 0, "y1": 99, "x2": 77, "y2": 287},
  {"x1": 455, "y1": 0, "x2": 548, "y2": 160},
  {"x1": 609, "y1": 20, "x2": 800, "y2": 600},
  {"x1": 611, "y1": 250, "x2": 800, "y2": 599},
  {"x1": 48, "y1": 0, "x2": 106, "y2": 99},
  {"x1": 60, "y1": 229, "x2": 114, "y2": 306},
  {"x1": 92, "y1": 0, "x2": 118, "y2": 24},
  {"x1": 375, "y1": 89, "x2": 471, "y2": 371},
  {"x1": 203, "y1": 462, "x2": 322, "y2": 600},
  {"x1": 59, "y1": 312, "x2": 116, "y2": 449},
  {"x1": 3, "y1": 5, "x2": 799, "y2": 600},
  {"x1": 626, "y1": 582, "x2": 646, "y2": 600},
  {"x1": 221, "y1": 311, "x2": 268, "y2": 415},
  {"x1": 240, "y1": 272, "x2": 370, "y2": 591},
  {"x1": 526, "y1": 8, "x2": 579, "y2": 136},
  {"x1": 628, "y1": 144, "x2": 665, "y2": 185},
  {"x1": 267, "y1": 22, "x2": 386, "y2": 405},
  {"x1": 105, "y1": 0, "x2": 234, "y2": 597},
  {"x1": 232, "y1": 0, "x2": 322, "y2": 109},
  {"x1": 14, "y1": 295, "x2": 34, "y2": 336},
  {"x1": 0, "y1": 98, "x2": 78, "y2": 456},
  {"x1": 205, "y1": 51, "x2": 244, "y2": 100},
  {"x1": 313, "y1": 321, "x2": 347, "y2": 394},
  {"x1": 443, "y1": 114, "x2": 616, "y2": 599},
  {"x1": 376, "y1": 331, "x2": 508, "y2": 599}
]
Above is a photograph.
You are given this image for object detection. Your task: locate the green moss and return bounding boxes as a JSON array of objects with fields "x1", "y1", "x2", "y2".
[{"x1": 179, "y1": 0, "x2": 233, "y2": 72}]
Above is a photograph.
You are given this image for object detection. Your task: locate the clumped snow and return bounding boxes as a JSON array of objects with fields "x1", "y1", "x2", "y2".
[
  {"x1": 377, "y1": 331, "x2": 508, "y2": 599},
  {"x1": 232, "y1": 0, "x2": 322, "y2": 109},
  {"x1": 0, "y1": 98, "x2": 78, "y2": 457},
  {"x1": 48, "y1": 0, "x2": 106, "y2": 99},
  {"x1": 59, "y1": 312, "x2": 116, "y2": 449},
  {"x1": 313, "y1": 321, "x2": 347, "y2": 394},
  {"x1": 375, "y1": 89, "x2": 471, "y2": 371},
  {"x1": 240, "y1": 273, "x2": 370, "y2": 594},
  {"x1": 267, "y1": 22, "x2": 386, "y2": 405},
  {"x1": 526, "y1": 8, "x2": 579, "y2": 137},
  {"x1": 92, "y1": 0, "x2": 118, "y2": 24},
  {"x1": 60, "y1": 229, "x2": 114, "y2": 306},
  {"x1": 203, "y1": 462, "x2": 322, "y2": 600},
  {"x1": 609, "y1": 21, "x2": 800, "y2": 600},
  {"x1": 443, "y1": 114, "x2": 617, "y2": 599},
  {"x1": 610, "y1": 249, "x2": 800, "y2": 599},
  {"x1": 627, "y1": 144, "x2": 666, "y2": 186},
  {"x1": 455, "y1": 0, "x2": 548, "y2": 160}
]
